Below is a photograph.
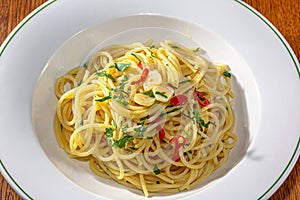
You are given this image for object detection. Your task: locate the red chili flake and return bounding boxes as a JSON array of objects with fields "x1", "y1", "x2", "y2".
[
  {"x1": 193, "y1": 91, "x2": 210, "y2": 107},
  {"x1": 169, "y1": 136, "x2": 187, "y2": 162},
  {"x1": 131, "y1": 68, "x2": 149, "y2": 85},
  {"x1": 155, "y1": 125, "x2": 166, "y2": 141},
  {"x1": 170, "y1": 94, "x2": 188, "y2": 106},
  {"x1": 159, "y1": 128, "x2": 166, "y2": 141},
  {"x1": 137, "y1": 61, "x2": 143, "y2": 69}
]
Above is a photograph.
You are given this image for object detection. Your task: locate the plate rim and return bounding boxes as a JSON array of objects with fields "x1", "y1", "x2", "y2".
[{"x1": 0, "y1": 0, "x2": 299, "y2": 199}]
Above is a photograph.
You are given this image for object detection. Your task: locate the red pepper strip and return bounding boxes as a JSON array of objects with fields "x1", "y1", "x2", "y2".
[
  {"x1": 155, "y1": 125, "x2": 166, "y2": 141},
  {"x1": 137, "y1": 61, "x2": 143, "y2": 69},
  {"x1": 169, "y1": 136, "x2": 187, "y2": 162},
  {"x1": 131, "y1": 68, "x2": 149, "y2": 85},
  {"x1": 193, "y1": 91, "x2": 210, "y2": 107},
  {"x1": 159, "y1": 128, "x2": 166, "y2": 141},
  {"x1": 170, "y1": 94, "x2": 188, "y2": 106}
]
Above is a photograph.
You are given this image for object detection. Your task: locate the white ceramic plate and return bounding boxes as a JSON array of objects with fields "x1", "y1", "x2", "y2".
[{"x1": 0, "y1": 0, "x2": 299, "y2": 199}]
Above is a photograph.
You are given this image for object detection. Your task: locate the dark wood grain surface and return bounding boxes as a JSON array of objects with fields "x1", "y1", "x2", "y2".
[{"x1": 0, "y1": 0, "x2": 299, "y2": 199}]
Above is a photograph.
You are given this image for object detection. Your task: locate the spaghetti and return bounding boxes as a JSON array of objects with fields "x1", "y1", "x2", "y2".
[{"x1": 54, "y1": 40, "x2": 237, "y2": 197}]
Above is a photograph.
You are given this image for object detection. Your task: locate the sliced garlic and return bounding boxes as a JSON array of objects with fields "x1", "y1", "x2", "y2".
[
  {"x1": 133, "y1": 93, "x2": 155, "y2": 106},
  {"x1": 143, "y1": 70, "x2": 162, "y2": 91},
  {"x1": 152, "y1": 85, "x2": 174, "y2": 102}
]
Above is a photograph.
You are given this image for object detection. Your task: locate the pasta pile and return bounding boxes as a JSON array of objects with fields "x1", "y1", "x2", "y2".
[{"x1": 54, "y1": 40, "x2": 237, "y2": 197}]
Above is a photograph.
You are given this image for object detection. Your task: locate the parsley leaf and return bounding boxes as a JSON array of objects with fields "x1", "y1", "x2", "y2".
[
  {"x1": 112, "y1": 135, "x2": 134, "y2": 148},
  {"x1": 95, "y1": 94, "x2": 112, "y2": 102},
  {"x1": 155, "y1": 91, "x2": 168, "y2": 98},
  {"x1": 111, "y1": 63, "x2": 131, "y2": 72},
  {"x1": 143, "y1": 91, "x2": 155, "y2": 98},
  {"x1": 113, "y1": 94, "x2": 129, "y2": 106},
  {"x1": 134, "y1": 126, "x2": 147, "y2": 134},
  {"x1": 77, "y1": 79, "x2": 83, "y2": 86},
  {"x1": 131, "y1": 53, "x2": 141, "y2": 62},
  {"x1": 153, "y1": 164, "x2": 161, "y2": 175},
  {"x1": 105, "y1": 128, "x2": 114, "y2": 144},
  {"x1": 223, "y1": 71, "x2": 231, "y2": 78},
  {"x1": 96, "y1": 71, "x2": 116, "y2": 82}
]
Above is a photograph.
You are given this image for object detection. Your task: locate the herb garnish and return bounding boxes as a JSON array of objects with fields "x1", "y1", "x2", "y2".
[
  {"x1": 113, "y1": 94, "x2": 129, "y2": 106},
  {"x1": 105, "y1": 128, "x2": 114, "y2": 144},
  {"x1": 223, "y1": 71, "x2": 231, "y2": 78},
  {"x1": 112, "y1": 75, "x2": 129, "y2": 106},
  {"x1": 143, "y1": 91, "x2": 155, "y2": 98},
  {"x1": 166, "y1": 107, "x2": 182, "y2": 114},
  {"x1": 131, "y1": 53, "x2": 141, "y2": 62},
  {"x1": 110, "y1": 63, "x2": 131, "y2": 72},
  {"x1": 112, "y1": 135, "x2": 134, "y2": 148},
  {"x1": 155, "y1": 91, "x2": 168, "y2": 98},
  {"x1": 193, "y1": 47, "x2": 200, "y2": 52},
  {"x1": 153, "y1": 164, "x2": 161, "y2": 175},
  {"x1": 192, "y1": 108, "x2": 211, "y2": 131},
  {"x1": 134, "y1": 125, "x2": 147, "y2": 134},
  {"x1": 77, "y1": 79, "x2": 83, "y2": 86},
  {"x1": 95, "y1": 94, "x2": 112, "y2": 102},
  {"x1": 96, "y1": 71, "x2": 116, "y2": 82}
]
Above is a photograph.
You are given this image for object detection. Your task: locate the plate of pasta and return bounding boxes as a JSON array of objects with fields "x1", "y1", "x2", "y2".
[{"x1": 0, "y1": 0, "x2": 299, "y2": 200}]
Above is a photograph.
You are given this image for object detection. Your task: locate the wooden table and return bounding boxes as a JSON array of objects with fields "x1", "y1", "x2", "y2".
[{"x1": 0, "y1": 0, "x2": 299, "y2": 199}]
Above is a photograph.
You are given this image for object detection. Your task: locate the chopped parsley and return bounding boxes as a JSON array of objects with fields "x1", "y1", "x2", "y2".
[
  {"x1": 110, "y1": 63, "x2": 131, "y2": 72},
  {"x1": 134, "y1": 125, "x2": 147, "y2": 134},
  {"x1": 96, "y1": 71, "x2": 116, "y2": 82},
  {"x1": 112, "y1": 76, "x2": 129, "y2": 106},
  {"x1": 129, "y1": 146, "x2": 138, "y2": 150},
  {"x1": 149, "y1": 50, "x2": 156, "y2": 58},
  {"x1": 223, "y1": 71, "x2": 232, "y2": 78},
  {"x1": 200, "y1": 119, "x2": 211, "y2": 128},
  {"x1": 112, "y1": 135, "x2": 134, "y2": 148},
  {"x1": 113, "y1": 94, "x2": 129, "y2": 106},
  {"x1": 143, "y1": 91, "x2": 155, "y2": 98},
  {"x1": 153, "y1": 164, "x2": 161, "y2": 175},
  {"x1": 118, "y1": 75, "x2": 129, "y2": 87},
  {"x1": 77, "y1": 79, "x2": 83, "y2": 86},
  {"x1": 166, "y1": 107, "x2": 182, "y2": 114},
  {"x1": 140, "y1": 116, "x2": 148, "y2": 125},
  {"x1": 95, "y1": 94, "x2": 112, "y2": 102},
  {"x1": 155, "y1": 91, "x2": 168, "y2": 98},
  {"x1": 131, "y1": 53, "x2": 141, "y2": 62},
  {"x1": 193, "y1": 47, "x2": 200, "y2": 52},
  {"x1": 192, "y1": 108, "x2": 211, "y2": 131},
  {"x1": 105, "y1": 128, "x2": 114, "y2": 144},
  {"x1": 80, "y1": 115, "x2": 84, "y2": 125},
  {"x1": 113, "y1": 88, "x2": 129, "y2": 97}
]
